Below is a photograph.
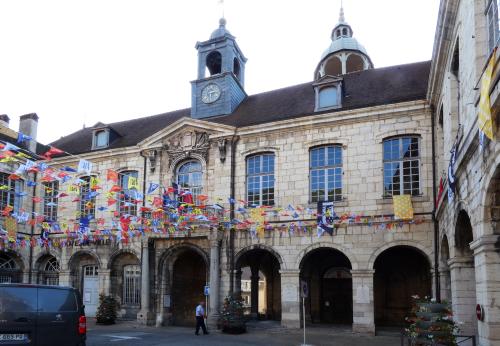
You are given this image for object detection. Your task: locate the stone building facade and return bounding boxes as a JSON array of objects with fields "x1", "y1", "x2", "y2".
[
  {"x1": 4, "y1": 4, "x2": 497, "y2": 342},
  {"x1": 428, "y1": 1, "x2": 500, "y2": 345}
]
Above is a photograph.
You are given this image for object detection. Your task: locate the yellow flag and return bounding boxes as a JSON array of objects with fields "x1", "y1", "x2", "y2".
[
  {"x1": 478, "y1": 48, "x2": 497, "y2": 141},
  {"x1": 90, "y1": 176, "x2": 99, "y2": 189},
  {"x1": 393, "y1": 195, "x2": 414, "y2": 220},
  {"x1": 68, "y1": 184, "x2": 80, "y2": 195},
  {"x1": 5, "y1": 217, "x2": 17, "y2": 239},
  {"x1": 127, "y1": 176, "x2": 139, "y2": 190}
]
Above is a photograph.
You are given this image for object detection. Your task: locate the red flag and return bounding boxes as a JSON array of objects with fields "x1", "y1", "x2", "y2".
[
  {"x1": 107, "y1": 170, "x2": 118, "y2": 182},
  {"x1": 182, "y1": 193, "x2": 193, "y2": 205},
  {"x1": 436, "y1": 177, "x2": 444, "y2": 208},
  {"x1": 43, "y1": 146, "x2": 64, "y2": 159},
  {"x1": 110, "y1": 185, "x2": 121, "y2": 192}
]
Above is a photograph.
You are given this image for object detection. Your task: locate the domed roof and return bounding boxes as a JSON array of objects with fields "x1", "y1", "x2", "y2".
[
  {"x1": 210, "y1": 18, "x2": 232, "y2": 40},
  {"x1": 321, "y1": 36, "x2": 369, "y2": 60}
]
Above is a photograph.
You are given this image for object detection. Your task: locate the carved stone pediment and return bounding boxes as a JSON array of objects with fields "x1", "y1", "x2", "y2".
[{"x1": 164, "y1": 130, "x2": 210, "y2": 168}]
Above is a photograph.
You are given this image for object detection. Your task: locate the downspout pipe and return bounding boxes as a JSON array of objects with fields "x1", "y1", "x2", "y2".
[
  {"x1": 28, "y1": 172, "x2": 37, "y2": 284},
  {"x1": 229, "y1": 135, "x2": 239, "y2": 295},
  {"x1": 431, "y1": 105, "x2": 441, "y2": 302}
]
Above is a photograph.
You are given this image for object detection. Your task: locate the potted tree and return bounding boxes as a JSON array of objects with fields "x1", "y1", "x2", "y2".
[
  {"x1": 96, "y1": 294, "x2": 119, "y2": 325},
  {"x1": 219, "y1": 295, "x2": 246, "y2": 334}
]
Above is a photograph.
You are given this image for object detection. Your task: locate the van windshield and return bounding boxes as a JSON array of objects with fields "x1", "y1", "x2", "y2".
[
  {"x1": 38, "y1": 288, "x2": 78, "y2": 312},
  {"x1": 0, "y1": 287, "x2": 37, "y2": 312}
]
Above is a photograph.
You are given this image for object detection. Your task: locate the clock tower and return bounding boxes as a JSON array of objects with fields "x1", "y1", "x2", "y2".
[{"x1": 191, "y1": 18, "x2": 247, "y2": 119}]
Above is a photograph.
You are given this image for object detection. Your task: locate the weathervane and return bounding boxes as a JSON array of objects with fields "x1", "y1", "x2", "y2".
[{"x1": 218, "y1": 0, "x2": 225, "y2": 19}]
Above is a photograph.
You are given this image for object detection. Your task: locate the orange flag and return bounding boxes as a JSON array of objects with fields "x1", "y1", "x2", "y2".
[{"x1": 107, "y1": 170, "x2": 118, "y2": 182}]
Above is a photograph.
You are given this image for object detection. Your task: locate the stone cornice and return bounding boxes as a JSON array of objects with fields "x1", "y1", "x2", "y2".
[{"x1": 470, "y1": 234, "x2": 500, "y2": 254}]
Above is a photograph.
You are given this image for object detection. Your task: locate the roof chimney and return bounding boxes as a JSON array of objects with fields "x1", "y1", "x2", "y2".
[
  {"x1": 0, "y1": 114, "x2": 10, "y2": 128},
  {"x1": 19, "y1": 113, "x2": 39, "y2": 153}
]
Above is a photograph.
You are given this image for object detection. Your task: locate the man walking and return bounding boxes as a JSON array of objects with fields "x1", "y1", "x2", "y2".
[{"x1": 195, "y1": 301, "x2": 209, "y2": 335}]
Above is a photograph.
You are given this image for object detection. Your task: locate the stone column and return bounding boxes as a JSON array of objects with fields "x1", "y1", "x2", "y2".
[
  {"x1": 234, "y1": 269, "x2": 242, "y2": 297},
  {"x1": 208, "y1": 241, "x2": 221, "y2": 327},
  {"x1": 137, "y1": 241, "x2": 154, "y2": 325},
  {"x1": 471, "y1": 235, "x2": 500, "y2": 346},
  {"x1": 280, "y1": 269, "x2": 300, "y2": 328},
  {"x1": 58, "y1": 270, "x2": 71, "y2": 287},
  {"x1": 448, "y1": 257, "x2": 477, "y2": 335},
  {"x1": 351, "y1": 269, "x2": 375, "y2": 335},
  {"x1": 250, "y1": 265, "x2": 259, "y2": 319},
  {"x1": 98, "y1": 269, "x2": 111, "y2": 295}
]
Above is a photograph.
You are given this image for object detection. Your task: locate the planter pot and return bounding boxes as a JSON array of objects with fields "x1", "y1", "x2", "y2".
[{"x1": 418, "y1": 303, "x2": 448, "y2": 313}]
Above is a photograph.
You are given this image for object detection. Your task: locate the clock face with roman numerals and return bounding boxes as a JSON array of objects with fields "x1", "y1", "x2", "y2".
[{"x1": 201, "y1": 83, "x2": 221, "y2": 104}]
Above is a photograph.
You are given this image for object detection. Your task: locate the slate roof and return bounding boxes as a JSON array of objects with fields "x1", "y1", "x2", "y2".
[{"x1": 51, "y1": 60, "x2": 431, "y2": 155}]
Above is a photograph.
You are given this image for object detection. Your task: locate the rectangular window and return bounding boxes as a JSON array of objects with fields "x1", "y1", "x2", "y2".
[
  {"x1": 79, "y1": 176, "x2": 96, "y2": 219},
  {"x1": 123, "y1": 265, "x2": 141, "y2": 306},
  {"x1": 488, "y1": 0, "x2": 500, "y2": 52},
  {"x1": 0, "y1": 173, "x2": 23, "y2": 213},
  {"x1": 310, "y1": 146, "x2": 343, "y2": 202},
  {"x1": 246, "y1": 154, "x2": 275, "y2": 206},
  {"x1": 43, "y1": 181, "x2": 59, "y2": 221},
  {"x1": 383, "y1": 137, "x2": 421, "y2": 197},
  {"x1": 119, "y1": 171, "x2": 138, "y2": 216}
]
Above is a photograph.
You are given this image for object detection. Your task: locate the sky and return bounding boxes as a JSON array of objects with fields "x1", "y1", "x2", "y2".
[{"x1": 0, "y1": 0, "x2": 439, "y2": 144}]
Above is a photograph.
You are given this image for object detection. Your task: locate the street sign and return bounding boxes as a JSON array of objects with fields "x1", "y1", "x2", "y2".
[
  {"x1": 300, "y1": 280, "x2": 308, "y2": 298},
  {"x1": 204, "y1": 285, "x2": 210, "y2": 296}
]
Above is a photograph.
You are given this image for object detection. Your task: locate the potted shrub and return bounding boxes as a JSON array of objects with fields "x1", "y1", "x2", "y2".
[
  {"x1": 96, "y1": 294, "x2": 119, "y2": 325},
  {"x1": 405, "y1": 295, "x2": 460, "y2": 346},
  {"x1": 218, "y1": 295, "x2": 246, "y2": 334}
]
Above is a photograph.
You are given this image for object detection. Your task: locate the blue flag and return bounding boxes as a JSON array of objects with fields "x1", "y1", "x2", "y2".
[{"x1": 147, "y1": 182, "x2": 159, "y2": 195}]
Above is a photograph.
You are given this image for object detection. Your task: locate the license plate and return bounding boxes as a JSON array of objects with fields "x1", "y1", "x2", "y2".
[{"x1": 0, "y1": 334, "x2": 26, "y2": 341}]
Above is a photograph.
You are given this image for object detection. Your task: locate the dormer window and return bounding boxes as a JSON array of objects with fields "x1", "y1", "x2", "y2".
[
  {"x1": 313, "y1": 75, "x2": 343, "y2": 111},
  {"x1": 318, "y1": 87, "x2": 338, "y2": 109},
  {"x1": 92, "y1": 129, "x2": 109, "y2": 149}
]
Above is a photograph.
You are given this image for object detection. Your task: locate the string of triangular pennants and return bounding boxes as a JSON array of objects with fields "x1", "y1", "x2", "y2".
[{"x1": 0, "y1": 139, "x2": 424, "y2": 250}]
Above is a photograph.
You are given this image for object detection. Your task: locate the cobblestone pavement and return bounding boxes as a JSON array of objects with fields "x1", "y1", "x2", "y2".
[{"x1": 86, "y1": 320, "x2": 401, "y2": 346}]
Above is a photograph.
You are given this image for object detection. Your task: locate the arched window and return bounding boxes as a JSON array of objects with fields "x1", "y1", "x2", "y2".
[
  {"x1": 206, "y1": 51, "x2": 222, "y2": 76},
  {"x1": 310, "y1": 145, "x2": 343, "y2": 202},
  {"x1": 246, "y1": 154, "x2": 275, "y2": 206},
  {"x1": 383, "y1": 136, "x2": 420, "y2": 197},
  {"x1": 123, "y1": 265, "x2": 141, "y2": 306},
  {"x1": 79, "y1": 176, "x2": 96, "y2": 219},
  {"x1": 0, "y1": 253, "x2": 19, "y2": 283},
  {"x1": 318, "y1": 87, "x2": 339, "y2": 109},
  {"x1": 119, "y1": 171, "x2": 139, "y2": 216},
  {"x1": 0, "y1": 172, "x2": 24, "y2": 213},
  {"x1": 177, "y1": 161, "x2": 203, "y2": 203},
  {"x1": 342, "y1": 28, "x2": 348, "y2": 36},
  {"x1": 41, "y1": 257, "x2": 60, "y2": 286}
]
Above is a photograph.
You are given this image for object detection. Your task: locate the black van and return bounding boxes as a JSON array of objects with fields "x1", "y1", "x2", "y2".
[{"x1": 0, "y1": 284, "x2": 86, "y2": 346}]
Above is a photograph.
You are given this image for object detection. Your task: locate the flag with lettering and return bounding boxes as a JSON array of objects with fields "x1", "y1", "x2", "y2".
[
  {"x1": 393, "y1": 195, "x2": 414, "y2": 220},
  {"x1": 77, "y1": 159, "x2": 92, "y2": 175},
  {"x1": 127, "y1": 176, "x2": 139, "y2": 190}
]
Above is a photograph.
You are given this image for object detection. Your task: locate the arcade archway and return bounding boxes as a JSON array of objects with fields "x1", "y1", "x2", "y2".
[
  {"x1": 300, "y1": 248, "x2": 353, "y2": 325},
  {"x1": 374, "y1": 246, "x2": 431, "y2": 327},
  {"x1": 235, "y1": 248, "x2": 281, "y2": 320}
]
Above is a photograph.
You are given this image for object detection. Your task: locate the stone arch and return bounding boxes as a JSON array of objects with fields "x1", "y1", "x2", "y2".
[
  {"x1": 35, "y1": 253, "x2": 60, "y2": 285},
  {"x1": 479, "y1": 158, "x2": 500, "y2": 236},
  {"x1": 454, "y1": 209, "x2": 474, "y2": 257},
  {"x1": 157, "y1": 243, "x2": 209, "y2": 326},
  {"x1": 299, "y1": 245, "x2": 353, "y2": 324},
  {"x1": 0, "y1": 249, "x2": 25, "y2": 283},
  {"x1": 107, "y1": 248, "x2": 140, "y2": 270},
  {"x1": 108, "y1": 248, "x2": 141, "y2": 318},
  {"x1": 373, "y1": 245, "x2": 432, "y2": 327},
  {"x1": 68, "y1": 250, "x2": 102, "y2": 270},
  {"x1": 235, "y1": 244, "x2": 283, "y2": 320},
  {"x1": 168, "y1": 153, "x2": 207, "y2": 179},
  {"x1": 235, "y1": 244, "x2": 285, "y2": 270},
  {"x1": 296, "y1": 242, "x2": 358, "y2": 270},
  {"x1": 368, "y1": 240, "x2": 432, "y2": 270},
  {"x1": 158, "y1": 243, "x2": 209, "y2": 273}
]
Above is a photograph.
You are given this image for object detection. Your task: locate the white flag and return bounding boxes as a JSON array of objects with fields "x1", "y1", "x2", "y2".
[{"x1": 77, "y1": 159, "x2": 92, "y2": 175}]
